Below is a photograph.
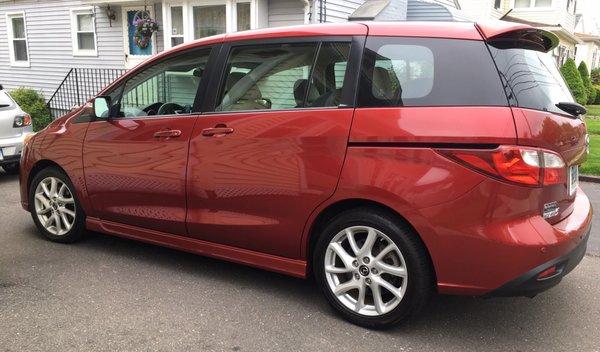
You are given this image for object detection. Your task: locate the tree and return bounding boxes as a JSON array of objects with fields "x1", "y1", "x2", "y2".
[
  {"x1": 591, "y1": 68, "x2": 600, "y2": 85},
  {"x1": 9, "y1": 88, "x2": 53, "y2": 131},
  {"x1": 560, "y1": 59, "x2": 587, "y2": 105},
  {"x1": 578, "y1": 61, "x2": 595, "y2": 104}
]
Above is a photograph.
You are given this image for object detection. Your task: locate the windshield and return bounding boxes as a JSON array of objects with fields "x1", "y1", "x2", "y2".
[{"x1": 489, "y1": 47, "x2": 574, "y2": 115}]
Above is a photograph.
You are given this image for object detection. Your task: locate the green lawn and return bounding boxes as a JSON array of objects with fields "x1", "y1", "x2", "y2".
[
  {"x1": 586, "y1": 105, "x2": 600, "y2": 117},
  {"x1": 582, "y1": 115, "x2": 600, "y2": 175}
]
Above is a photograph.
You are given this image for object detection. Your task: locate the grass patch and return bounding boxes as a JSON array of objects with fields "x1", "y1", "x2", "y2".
[
  {"x1": 581, "y1": 135, "x2": 600, "y2": 175},
  {"x1": 586, "y1": 105, "x2": 600, "y2": 117},
  {"x1": 585, "y1": 118, "x2": 600, "y2": 135}
]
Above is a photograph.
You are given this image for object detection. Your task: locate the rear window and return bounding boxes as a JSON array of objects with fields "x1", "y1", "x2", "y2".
[
  {"x1": 489, "y1": 47, "x2": 574, "y2": 115},
  {"x1": 358, "y1": 37, "x2": 508, "y2": 107},
  {"x1": 0, "y1": 91, "x2": 14, "y2": 110}
]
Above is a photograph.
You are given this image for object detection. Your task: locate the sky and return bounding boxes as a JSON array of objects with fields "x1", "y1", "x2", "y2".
[{"x1": 577, "y1": 0, "x2": 600, "y2": 34}]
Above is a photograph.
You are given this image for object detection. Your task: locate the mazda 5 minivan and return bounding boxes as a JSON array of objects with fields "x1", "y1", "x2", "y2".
[{"x1": 20, "y1": 21, "x2": 592, "y2": 328}]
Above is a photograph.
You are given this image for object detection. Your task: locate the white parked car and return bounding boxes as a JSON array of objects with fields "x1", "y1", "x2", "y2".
[{"x1": 0, "y1": 86, "x2": 34, "y2": 174}]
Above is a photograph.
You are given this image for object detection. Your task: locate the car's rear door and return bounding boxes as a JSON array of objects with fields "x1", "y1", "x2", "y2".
[
  {"x1": 185, "y1": 36, "x2": 363, "y2": 258},
  {"x1": 83, "y1": 46, "x2": 217, "y2": 235}
]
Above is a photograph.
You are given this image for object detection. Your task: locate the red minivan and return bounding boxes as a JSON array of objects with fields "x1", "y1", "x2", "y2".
[{"x1": 20, "y1": 20, "x2": 592, "y2": 328}]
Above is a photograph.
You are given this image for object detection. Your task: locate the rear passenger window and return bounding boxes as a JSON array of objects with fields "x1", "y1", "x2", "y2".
[
  {"x1": 358, "y1": 37, "x2": 508, "y2": 107},
  {"x1": 216, "y1": 41, "x2": 351, "y2": 111}
]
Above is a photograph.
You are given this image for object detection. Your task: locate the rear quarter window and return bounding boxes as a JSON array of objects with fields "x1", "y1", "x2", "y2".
[
  {"x1": 0, "y1": 91, "x2": 15, "y2": 110},
  {"x1": 358, "y1": 37, "x2": 508, "y2": 107},
  {"x1": 488, "y1": 47, "x2": 574, "y2": 115}
]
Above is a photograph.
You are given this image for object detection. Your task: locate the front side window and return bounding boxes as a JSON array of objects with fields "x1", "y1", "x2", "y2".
[
  {"x1": 358, "y1": 37, "x2": 507, "y2": 107},
  {"x1": 111, "y1": 49, "x2": 211, "y2": 118},
  {"x1": 193, "y1": 5, "x2": 226, "y2": 39},
  {"x1": 71, "y1": 8, "x2": 97, "y2": 55},
  {"x1": 216, "y1": 41, "x2": 351, "y2": 112},
  {"x1": 7, "y1": 13, "x2": 29, "y2": 66}
]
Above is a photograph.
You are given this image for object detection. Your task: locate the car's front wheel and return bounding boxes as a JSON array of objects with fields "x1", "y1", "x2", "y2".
[
  {"x1": 29, "y1": 167, "x2": 86, "y2": 243},
  {"x1": 313, "y1": 208, "x2": 434, "y2": 329},
  {"x1": 2, "y1": 162, "x2": 20, "y2": 174}
]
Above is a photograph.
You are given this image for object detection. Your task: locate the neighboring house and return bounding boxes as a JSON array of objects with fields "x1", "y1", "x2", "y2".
[
  {"x1": 575, "y1": 33, "x2": 600, "y2": 69},
  {"x1": 460, "y1": 0, "x2": 582, "y2": 66},
  {"x1": 0, "y1": 0, "x2": 367, "y2": 115},
  {"x1": 349, "y1": 0, "x2": 465, "y2": 22}
]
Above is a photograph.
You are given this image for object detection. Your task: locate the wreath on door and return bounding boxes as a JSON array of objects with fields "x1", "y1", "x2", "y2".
[{"x1": 133, "y1": 10, "x2": 159, "y2": 49}]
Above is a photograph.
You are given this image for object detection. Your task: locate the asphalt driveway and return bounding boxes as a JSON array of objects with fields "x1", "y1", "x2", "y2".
[{"x1": 1, "y1": 171, "x2": 599, "y2": 352}]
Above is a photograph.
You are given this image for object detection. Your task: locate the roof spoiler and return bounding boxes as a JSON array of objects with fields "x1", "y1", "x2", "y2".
[{"x1": 477, "y1": 22, "x2": 559, "y2": 53}]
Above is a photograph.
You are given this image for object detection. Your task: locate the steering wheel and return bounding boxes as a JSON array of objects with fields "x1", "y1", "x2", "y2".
[{"x1": 158, "y1": 102, "x2": 185, "y2": 115}]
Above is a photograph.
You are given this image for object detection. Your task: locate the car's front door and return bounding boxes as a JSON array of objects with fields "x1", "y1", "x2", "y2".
[
  {"x1": 84, "y1": 47, "x2": 214, "y2": 235},
  {"x1": 186, "y1": 39, "x2": 359, "y2": 258}
]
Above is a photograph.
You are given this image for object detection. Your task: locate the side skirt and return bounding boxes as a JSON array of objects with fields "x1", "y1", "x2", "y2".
[{"x1": 86, "y1": 217, "x2": 308, "y2": 278}]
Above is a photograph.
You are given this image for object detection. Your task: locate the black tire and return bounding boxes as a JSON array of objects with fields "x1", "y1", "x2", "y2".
[
  {"x1": 313, "y1": 208, "x2": 434, "y2": 329},
  {"x1": 28, "y1": 167, "x2": 86, "y2": 243},
  {"x1": 2, "y1": 162, "x2": 20, "y2": 175}
]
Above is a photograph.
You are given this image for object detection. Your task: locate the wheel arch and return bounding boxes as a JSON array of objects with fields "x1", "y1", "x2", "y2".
[
  {"x1": 27, "y1": 160, "x2": 68, "y2": 197},
  {"x1": 304, "y1": 198, "x2": 437, "y2": 285}
]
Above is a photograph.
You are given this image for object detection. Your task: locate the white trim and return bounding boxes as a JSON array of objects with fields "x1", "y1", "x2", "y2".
[
  {"x1": 6, "y1": 11, "x2": 30, "y2": 67},
  {"x1": 70, "y1": 6, "x2": 98, "y2": 57},
  {"x1": 164, "y1": 2, "x2": 188, "y2": 49}
]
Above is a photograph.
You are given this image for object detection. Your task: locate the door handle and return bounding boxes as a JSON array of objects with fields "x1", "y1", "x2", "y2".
[
  {"x1": 202, "y1": 126, "x2": 234, "y2": 137},
  {"x1": 153, "y1": 129, "x2": 182, "y2": 138}
]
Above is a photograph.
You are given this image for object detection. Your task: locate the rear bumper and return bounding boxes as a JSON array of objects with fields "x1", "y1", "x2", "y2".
[
  {"x1": 484, "y1": 224, "x2": 590, "y2": 297},
  {"x1": 0, "y1": 132, "x2": 31, "y2": 165}
]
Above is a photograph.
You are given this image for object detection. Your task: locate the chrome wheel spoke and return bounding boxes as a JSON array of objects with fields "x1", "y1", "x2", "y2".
[
  {"x1": 54, "y1": 213, "x2": 62, "y2": 234},
  {"x1": 355, "y1": 284, "x2": 366, "y2": 312},
  {"x1": 374, "y1": 276, "x2": 404, "y2": 301},
  {"x1": 57, "y1": 197, "x2": 74, "y2": 204},
  {"x1": 333, "y1": 279, "x2": 359, "y2": 296},
  {"x1": 59, "y1": 207, "x2": 75, "y2": 218},
  {"x1": 325, "y1": 265, "x2": 353, "y2": 274},
  {"x1": 375, "y1": 261, "x2": 407, "y2": 278},
  {"x1": 328, "y1": 242, "x2": 355, "y2": 270},
  {"x1": 346, "y1": 229, "x2": 360, "y2": 255},
  {"x1": 360, "y1": 228, "x2": 377, "y2": 256},
  {"x1": 370, "y1": 282, "x2": 386, "y2": 315}
]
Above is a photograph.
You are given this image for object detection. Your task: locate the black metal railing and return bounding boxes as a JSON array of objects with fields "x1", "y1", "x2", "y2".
[{"x1": 47, "y1": 68, "x2": 126, "y2": 118}]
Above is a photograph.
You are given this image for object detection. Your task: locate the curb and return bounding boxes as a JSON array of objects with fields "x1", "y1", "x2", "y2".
[{"x1": 580, "y1": 174, "x2": 600, "y2": 183}]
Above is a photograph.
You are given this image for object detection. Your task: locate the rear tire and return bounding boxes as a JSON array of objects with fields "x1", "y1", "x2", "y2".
[
  {"x1": 313, "y1": 208, "x2": 434, "y2": 329},
  {"x1": 29, "y1": 167, "x2": 86, "y2": 243},
  {"x1": 2, "y1": 162, "x2": 20, "y2": 175}
]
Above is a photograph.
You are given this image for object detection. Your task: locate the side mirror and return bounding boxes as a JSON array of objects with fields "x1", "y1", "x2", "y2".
[{"x1": 93, "y1": 96, "x2": 111, "y2": 119}]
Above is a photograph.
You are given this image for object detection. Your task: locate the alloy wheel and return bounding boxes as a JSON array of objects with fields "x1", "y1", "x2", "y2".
[
  {"x1": 324, "y1": 226, "x2": 408, "y2": 316},
  {"x1": 34, "y1": 177, "x2": 76, "y2": 236}
]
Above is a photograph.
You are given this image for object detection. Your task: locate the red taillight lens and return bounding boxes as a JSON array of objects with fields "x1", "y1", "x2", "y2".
[
  {"x1": 439, "y1": 146, "x2": 566, "y2": 186},
  {"x1": 13, "y1": 113, "x2": 31, "y2": 128}
]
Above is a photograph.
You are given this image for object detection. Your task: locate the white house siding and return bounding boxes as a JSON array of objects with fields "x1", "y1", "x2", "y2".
[
  {"x1": 314, "y1": 0, "x2": 365, "y2": 23},
  {"x1": 268, "y1": 0, "x2": 306, "y2": 27},
  {"x1": 0, "y1": 0, "x2": 125, "y2": 99},
  {"x1": 406, "y1": 0, "x2": 455, "y2": 21}
]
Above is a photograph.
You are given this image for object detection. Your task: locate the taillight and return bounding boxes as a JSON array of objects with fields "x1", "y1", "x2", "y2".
[
  {"x1": 438, "y1": 145, "x2": 566, "y2": 187},
  {"x1": 13, "y1": 113, "x2": 32, "y2": 128}
]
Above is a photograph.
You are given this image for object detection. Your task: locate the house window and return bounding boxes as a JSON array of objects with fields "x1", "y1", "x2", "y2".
[
  {"x1": 514, "y1": 0, "x2": 552, "y2": 8},
  {"x1": 71, "y1": 8, "x2": 97, "y2": 56},
  {"x1": 236, "y1": 2, "x2": 251, "y2": 31},
  {"x1": 193, "y1": 5, "x2": 226, "y2": 39},
  {"x1": 170, "y1": 6, "x2": 184, "y2": 46},
  {"x1": 494, "y1": 0, "x2": 502, "y2": 9},
  {"x1": 7, "y1": 12, "x2": 29, "y2": 66}
]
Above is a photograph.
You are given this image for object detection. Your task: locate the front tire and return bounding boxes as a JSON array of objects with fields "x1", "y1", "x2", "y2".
[
  {"x1": 2, "y1": 162, "x2": 20, "y2": 174},
  {"x1": 313, "y1": 208, "x2": 434, "y2": 329},
  {"x1": 29, "y1": 167, "x2": 86, "y2": 243}
]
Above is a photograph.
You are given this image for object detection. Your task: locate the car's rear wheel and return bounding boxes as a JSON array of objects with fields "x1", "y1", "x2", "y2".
[
  {"x1": 313, "y1": 208, "x2": 433, "y2": 329},
  {"x1": 29, "y1": 167, "x2": 86, "y2": 243},
  {"x1": 2, "y1": 162, "x2": 20, "y2": 174}
]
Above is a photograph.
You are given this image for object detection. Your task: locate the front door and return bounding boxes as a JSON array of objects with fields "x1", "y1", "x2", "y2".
[
  {"x1": 84, "y1": 48, "x2": 213, "y2": 235},
  {"x1": 123, "y1": 7, "x2": 156, "y2": 69},
  {"x1": 186, "y1": 40, "x2": 355, "y2": 259}
]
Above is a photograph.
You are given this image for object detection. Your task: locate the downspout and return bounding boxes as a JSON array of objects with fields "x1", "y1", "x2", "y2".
[{"x1": 300, "y1": 0, "x2": 311, "y2": 24}]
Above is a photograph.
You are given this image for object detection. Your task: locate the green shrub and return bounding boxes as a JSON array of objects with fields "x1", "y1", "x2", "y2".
[
  {"x1": 592, "y1": 68, "x2": 600, "y2": 85},
  {"x1": 9, "y1": 88, "x2": 53, "y2": 131},
  {"x1": 578, "y1": 61, "x2": 595, "y2": 104},
  {"x1": 560, "y1": 59, "x2": 587, "y2": 105},
  {"x1": 595, "y1": 85, "x2": 600, "y2": 105}
]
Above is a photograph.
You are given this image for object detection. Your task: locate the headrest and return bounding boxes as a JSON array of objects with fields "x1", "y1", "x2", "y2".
[
  {"x1": 372, "y1": 67, "x2": 398, "y2": 100},
  {"x1": 293, "y1": 79, "x2": 319, "y2": 106},
  {"x1": 226, "y1": 71, "x2": 247, "y2": 92}
]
